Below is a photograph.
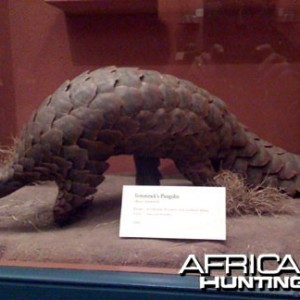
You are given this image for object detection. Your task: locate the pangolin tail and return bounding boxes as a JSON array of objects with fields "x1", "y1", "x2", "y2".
[{"x1": 227, "y1": 130, "x2": 300, "y2": 197}]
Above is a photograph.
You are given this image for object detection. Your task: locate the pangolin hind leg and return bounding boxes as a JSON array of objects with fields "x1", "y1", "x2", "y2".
[
  {"x1": 134, "y1": 155, "x2": 162, "y2": 185},
  {"x1": 174, "y1": 159, "x2": 217, "y2": 186}
]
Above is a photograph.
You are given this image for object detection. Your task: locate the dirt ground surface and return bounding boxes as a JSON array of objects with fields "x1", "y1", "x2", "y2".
[{"x1": 0, "y1": 175, "x2": 300, "y2": 271}]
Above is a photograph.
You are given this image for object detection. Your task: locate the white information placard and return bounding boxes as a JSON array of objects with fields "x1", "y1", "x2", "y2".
[{"x1": 119, "y1": 185, "x2": 226, "y2": 240}]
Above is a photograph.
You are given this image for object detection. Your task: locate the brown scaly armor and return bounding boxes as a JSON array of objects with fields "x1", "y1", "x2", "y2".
[{"x1": 0, "y1": 66, "x2": 299, "y2": 224}]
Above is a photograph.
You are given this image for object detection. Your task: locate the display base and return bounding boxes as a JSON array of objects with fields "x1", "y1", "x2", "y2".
[{"x1": 0, "y1": 175, "x2": 299, "y2": 270}]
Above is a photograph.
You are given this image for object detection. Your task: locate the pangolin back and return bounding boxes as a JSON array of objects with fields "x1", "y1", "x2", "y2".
[{"x1": 0, "y1": 66, "x2": 299, "y2": 224}]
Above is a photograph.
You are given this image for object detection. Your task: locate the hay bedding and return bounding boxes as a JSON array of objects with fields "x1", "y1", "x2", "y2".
[{"x1": 0, "y1": 173, "x2": 299, "y2": 270}]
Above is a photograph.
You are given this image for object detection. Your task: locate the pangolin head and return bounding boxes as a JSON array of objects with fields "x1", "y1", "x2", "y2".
[{"x1": 0, "y1": 145, "x2": 24, "y2": 198}]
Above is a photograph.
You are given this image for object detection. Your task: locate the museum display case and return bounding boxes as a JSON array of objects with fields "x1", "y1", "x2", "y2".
[{"x1": 1, "y1": 0, "x2": 300, "y2": 298}]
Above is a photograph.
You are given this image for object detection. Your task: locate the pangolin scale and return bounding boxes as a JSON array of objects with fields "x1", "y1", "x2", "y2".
[{"x1": 0, "y1": 66, "x2": 299, "y2": 224}]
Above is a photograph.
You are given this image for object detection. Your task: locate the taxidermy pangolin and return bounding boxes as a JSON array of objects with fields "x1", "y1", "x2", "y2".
[{"x1": 0, "y1": 66, "x2": 299, "y2": 224}]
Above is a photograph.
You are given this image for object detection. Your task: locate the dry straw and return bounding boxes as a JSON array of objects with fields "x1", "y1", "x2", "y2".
[{"x1": 213, "y1": 171, "x2": 293, "y2": 216}]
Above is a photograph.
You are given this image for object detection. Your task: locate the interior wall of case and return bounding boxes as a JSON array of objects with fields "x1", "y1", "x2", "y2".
[
  {"x1": 0, "y1": 0, "x2": 16, "y2": 146},
  {"x1": 1, "y1": 0, "x2": 300, "y2": 174}
]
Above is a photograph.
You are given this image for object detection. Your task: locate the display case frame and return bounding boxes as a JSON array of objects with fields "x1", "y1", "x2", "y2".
[
  {"x1": 2, "y1": 1, "x2": 300, "y2": 299},
  {"x1": 0, "y1": 262, "x2": 298, "y2": 300}
]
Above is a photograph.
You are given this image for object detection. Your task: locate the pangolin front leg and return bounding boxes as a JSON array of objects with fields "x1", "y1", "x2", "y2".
[
  {"x1": 53, "y1": 176, "x2": 104, "y2": 225},
  {"x1": 52, "y1": 154, "x2": 109, "y2": 224}
]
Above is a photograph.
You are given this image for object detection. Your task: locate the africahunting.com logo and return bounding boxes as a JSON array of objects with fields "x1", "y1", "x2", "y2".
[{"x1": 179, "y1": 254, "x2": 300, "y2": 291}]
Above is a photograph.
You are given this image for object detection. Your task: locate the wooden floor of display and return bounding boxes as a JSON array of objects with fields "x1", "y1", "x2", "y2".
[{"x1": 0, "y1": 175, "x2": 299, "y2": 272}]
